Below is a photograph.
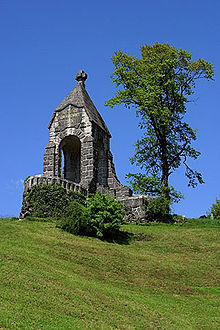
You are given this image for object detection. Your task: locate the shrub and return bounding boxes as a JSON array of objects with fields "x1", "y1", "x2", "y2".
[
  {"x1": 210, "y1": 198, "x2": 220, "y2": 219},
  {"x1": 172, "y1": 214, "x2": 187, "y2": 223},
  {"x1": 25, "y1": 187, "x2": 124, "y2": 239},
  {"x1": 86, "y1": 192, "x2": 125, "y2": 238},
  {"x1": 58, "y1": 193, "x2": 125, "y2": 238},
  {"x1": 24, "y1": 184, "x2": 86, "y2": 218},
  {"x1": 58, "y1": 201, "x2": 89, "y2": 235},
  {"x1": 146, "y1": 195, "x2": 172, "y2": 222}
]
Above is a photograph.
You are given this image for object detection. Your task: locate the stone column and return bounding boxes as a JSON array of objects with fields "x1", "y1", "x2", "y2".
[
  {"x1": 43, "y1": 144, "x2": 56, "y2": 177},
  {"x1": 80, "y1": 137, "x2": 95, "y2": 191}
]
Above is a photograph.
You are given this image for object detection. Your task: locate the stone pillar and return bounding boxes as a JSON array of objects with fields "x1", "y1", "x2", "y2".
[
  {"x1": 107, "y1": 151, "x2": 119, "y2": 190},
  {"x1": 80, "y1": 137, "x2": 95, "y2": 191},
  {"x1": 43, "y1": 144, "x2": 56, "y2": 177},
  {"x1": 54, "y1": 148, "x2": 61, "y2": 177}
]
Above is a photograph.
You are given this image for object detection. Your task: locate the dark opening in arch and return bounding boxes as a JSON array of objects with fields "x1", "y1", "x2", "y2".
[{"x1": 60, "y1": 135, "x2": 81, "y2": 183}]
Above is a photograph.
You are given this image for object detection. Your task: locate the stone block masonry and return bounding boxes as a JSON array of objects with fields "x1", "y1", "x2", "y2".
[{"x1": 20, "y1": 70, "x2": 149, "y2": 221}]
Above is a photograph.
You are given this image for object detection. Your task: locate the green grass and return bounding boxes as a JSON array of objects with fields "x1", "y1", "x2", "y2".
[{"x1": 0, "y1": 218, "x2": 219, "y2": 329}]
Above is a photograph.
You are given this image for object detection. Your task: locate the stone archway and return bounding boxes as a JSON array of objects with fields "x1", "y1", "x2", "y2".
[{"x1": 59, "y1": 135, "x2": 81, "y2": 183}]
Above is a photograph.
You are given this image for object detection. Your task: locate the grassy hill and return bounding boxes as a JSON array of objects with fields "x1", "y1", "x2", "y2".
[{"x1": 0, "y1": 218, "x2": 219, "y2": 329}]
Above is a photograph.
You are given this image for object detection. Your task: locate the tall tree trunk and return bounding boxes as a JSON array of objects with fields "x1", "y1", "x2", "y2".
[
  {"x1": 161, "y1": 168, "x2": 170, "y2": 198},
  {"x1": 161, "y1": 148, "x2": 170, "y2": 199}
]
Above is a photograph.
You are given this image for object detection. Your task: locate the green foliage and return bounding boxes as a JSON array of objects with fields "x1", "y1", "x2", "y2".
[
  {"x1": 126, "y1": 172, "x2": 183, "y2": 203},
  {"x1": 58, "y1": 201, "x2": 89, "y2": 235},
  {"x1": 24, "y1": 176, "x2": 30, "y2": 184},
  {"x1": 210, "y1": 198, "x2": 220, "y2": 219},
  {"x1": 25, "y1": 186, "x2": 124, "y2": 239},
  {"x1": 25, "y1": 184, "x2": 86, "y2": 218},
  {"x1": 126, "y1": 173, "x2": 161, "y2": 196},
  {"x1": 106, "y1": 43, "x2": 214, "y2": 199},
  {"x1": 146, "y1": 195, "x2": 172, "y2": 222},
  {"x1": 86, "y1": 192, "x2": 125, "y2": 238},
  {"x1": 58, "y1": 192, "x2": 125, "y2": 239},
  {"x1": 172, "y1": 214, "x2": 188, "y2": 223}
]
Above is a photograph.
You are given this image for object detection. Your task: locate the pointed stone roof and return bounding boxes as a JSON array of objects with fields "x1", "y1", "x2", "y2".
[{"x1": 49, "y1": 70, "x2": 111, "y2": 136}]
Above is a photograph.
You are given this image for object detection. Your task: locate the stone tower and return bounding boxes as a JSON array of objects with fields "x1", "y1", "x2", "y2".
[
  {"x1": 43, "y1": 70, "x2": 131, "y2": 197},
  {"x1": 20, "y1": 70, "x2": 149, "y2": 221}
]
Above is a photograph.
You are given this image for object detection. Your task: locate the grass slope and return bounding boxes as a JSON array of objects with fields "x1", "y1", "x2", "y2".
[{"x1": 0, "y1": 218, "x2": 219, "y2": 329}]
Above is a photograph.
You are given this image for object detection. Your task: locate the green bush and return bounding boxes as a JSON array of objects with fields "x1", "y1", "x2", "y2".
[
  {"x1": 24, "y1": 184, "x2": 86, "y2": 218},
  {"x1": 146, "y1": 195, "x2": 172, "y2": 222},
  {"x1": 58, "y1": 193, "x2": 124, "y2": 238},
  {"x1": 25, "y1": 186, "x2": 124, "y2": 239},
  {"x1": 86, "y1": 192, "x2": 125, "y2": 238},
  {"x1": 58, "y1": 201, "x2": 89, "y2": 235},
  {"x1": 210, "y1": 198, "x2": 220, "y2": 219}
]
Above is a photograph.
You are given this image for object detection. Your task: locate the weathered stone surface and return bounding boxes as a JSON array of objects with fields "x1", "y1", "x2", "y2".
[
  {"x1": 20, "y1": 70, "x2": 149, "y2": 221},
  {"x1": 118, "y1": 195, "x2": 150, "y2": 223}
]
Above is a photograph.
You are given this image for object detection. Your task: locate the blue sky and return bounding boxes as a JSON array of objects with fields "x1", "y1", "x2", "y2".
[{"x1": 0, "y1": 0, "x2": 219, "y2": 217}]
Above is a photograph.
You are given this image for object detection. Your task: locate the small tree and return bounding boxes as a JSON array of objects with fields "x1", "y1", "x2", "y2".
[
  {"x1": 58, "y1": 192, "x2": 125, "y2": 239},
  {"x1": 146, "y1": 195, "x2": 172, "y2": 222},
  {"x1": 106, "y1": 43, "x2": 214, "y2": 200},
  {"x1": 210, "y1": 199, "x2": 220, "y2": 219},
  {"x1": 86, "y1": 192, "x2": 125, "y2": 238}
]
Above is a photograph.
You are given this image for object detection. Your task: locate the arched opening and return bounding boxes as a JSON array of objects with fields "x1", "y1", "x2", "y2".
[
  {"x1": 61, "y1": 149, "x2": 65, "y2": 178},
  {"x1": 60, "y1": 135, "x2": 81, "y2": 183}
]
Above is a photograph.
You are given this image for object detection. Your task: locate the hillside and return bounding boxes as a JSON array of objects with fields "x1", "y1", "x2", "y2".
[{"x1": 0, "y1": 218, "x2": 219, "y2": 329}]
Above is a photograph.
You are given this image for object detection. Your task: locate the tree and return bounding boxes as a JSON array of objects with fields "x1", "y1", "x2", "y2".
[
  {"x1": 210, "y1": 198, "x2": 220, "y2": 219},
  {"x1": 106, "y1": 43, "x2": 214, "y2": 200}
]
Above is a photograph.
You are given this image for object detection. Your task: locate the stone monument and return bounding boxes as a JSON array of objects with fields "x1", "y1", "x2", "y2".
[{"x1": 20, "y1": 70, "x2": 149, "y2": 221}]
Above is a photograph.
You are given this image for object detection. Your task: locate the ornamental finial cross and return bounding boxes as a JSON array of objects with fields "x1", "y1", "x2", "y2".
[{"x1": 75, "y1": 70, "x2": 87, "y2": 84}]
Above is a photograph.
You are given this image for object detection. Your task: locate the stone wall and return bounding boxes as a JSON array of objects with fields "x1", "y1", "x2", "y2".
[
  {"x1": 19, "y1": 175, "x2": 88, "y2": 219},
  {"x1": 20, "y1": 175, "x2": 149, "y2": 222},
  {"x1": 118, "y1": 195, "x2": 150, "y2": 223}
]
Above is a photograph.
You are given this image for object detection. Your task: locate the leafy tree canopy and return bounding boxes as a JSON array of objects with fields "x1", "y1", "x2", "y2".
[{"x1": 106, "y1": 43, "x2": 214, "y2": 200}]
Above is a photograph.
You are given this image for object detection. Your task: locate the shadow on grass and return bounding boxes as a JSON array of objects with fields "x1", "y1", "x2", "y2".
[
  {"x1": 102, "y1": 230, "x2": 154, "y2": 245},
  {"x1": 15, "y1": 217, "x2": 155, "y2": 245}
]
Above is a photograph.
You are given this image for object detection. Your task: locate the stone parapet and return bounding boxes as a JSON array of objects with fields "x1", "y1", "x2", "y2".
[
  {"x1": 24, "y1": 175, "x2": 88, "y2": 196},
  {"x1": 21, "y1": 175, "x2": 151, "y2": 222}
]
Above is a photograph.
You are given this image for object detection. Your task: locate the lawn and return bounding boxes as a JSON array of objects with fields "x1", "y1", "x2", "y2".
[{"x1": 0, "y1": 218, "x2": 219, "y2": 329}]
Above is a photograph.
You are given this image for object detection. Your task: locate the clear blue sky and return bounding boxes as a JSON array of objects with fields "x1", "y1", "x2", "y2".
[{"x1": 0, "y1": 0, "x2": 219, "y2": 217}]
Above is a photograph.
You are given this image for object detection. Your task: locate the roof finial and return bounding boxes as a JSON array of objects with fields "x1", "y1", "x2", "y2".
[{"x1": 75, "y1": 70, "x2": 87, "y2": 86}]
